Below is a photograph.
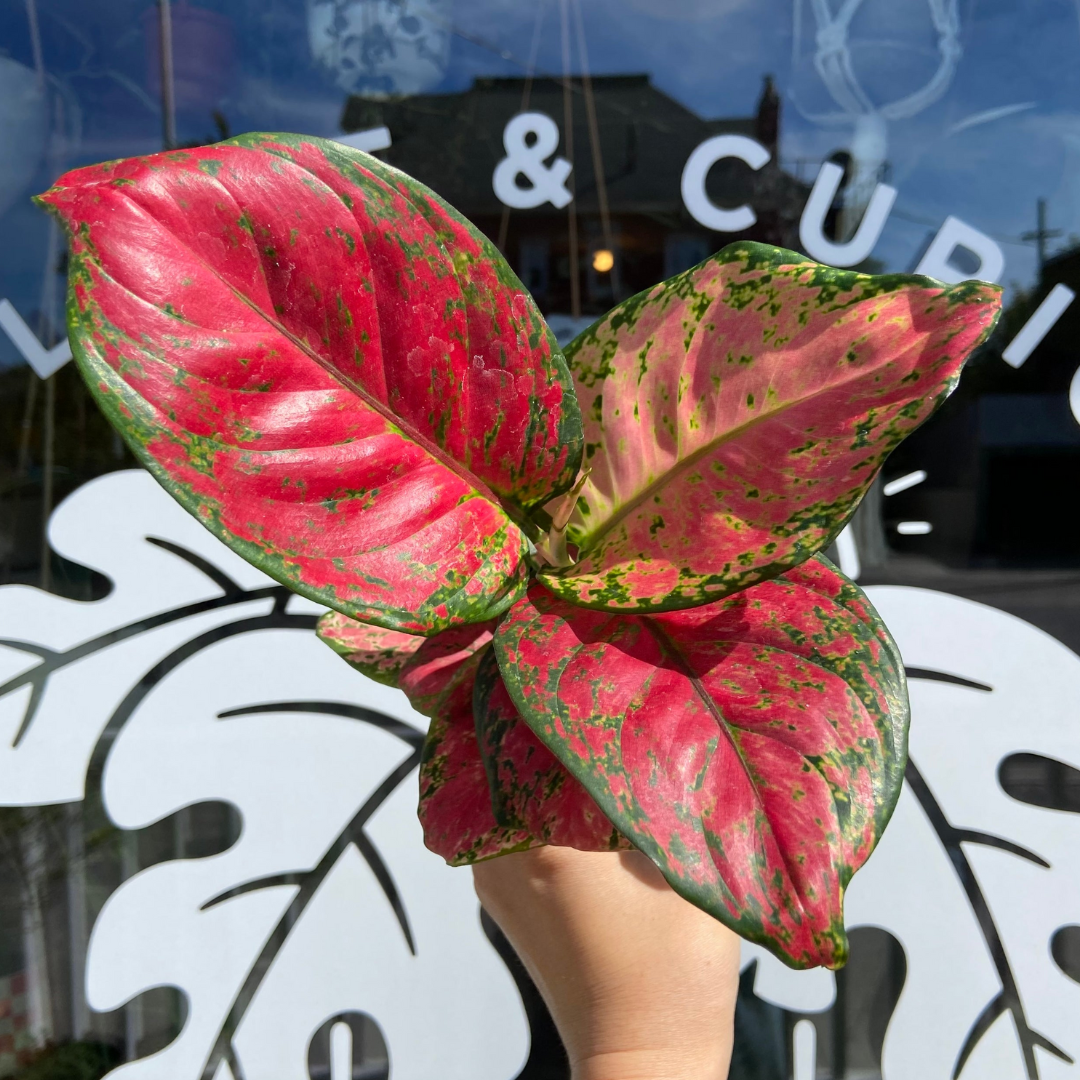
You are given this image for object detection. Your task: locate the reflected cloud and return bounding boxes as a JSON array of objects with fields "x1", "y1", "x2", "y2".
[
  {"x1": 948, "y1": 102, "x2": 1037, "y2": 136},
  {"x1": 0, "y1": 58, "x2": 47, "y2": 220},
  {"x1": 233, "y1": 77, "x2": 345, "y2": 137}
]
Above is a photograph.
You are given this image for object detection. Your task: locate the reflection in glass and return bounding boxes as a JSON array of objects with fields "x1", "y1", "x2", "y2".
[
  {"x1": 307, "y1": 0, "x2": 451, "y2": 95},
  {"x1": 2, "y1": 2, "x2": 1080, "y2": 1077}
]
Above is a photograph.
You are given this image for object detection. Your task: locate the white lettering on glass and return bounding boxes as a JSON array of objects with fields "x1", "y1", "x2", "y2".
[
  {"x1": 834, "y1": 525, "x2": 861, "y2": 580},
  {"x1": 0, "y1": 299, "x2": 72, "y2": 378},
  {"x1": 793, "y1": 1019, "x2": 817, "y2": 1080},
  {"x1": 915, "y1": 215, "x2": 1005, "y2": 284},
  {"x1": 330, "y1": 1020, "x2": 353, "y2": 1079},
  {"x1": 1002, "y1": 283, "x2": 1076, "y2": 368},
  {"x1": 883, "y1": 470, "x2": 928, "y2": 496},
  {"x1": 680, "y1": 134, "x2": 770, "y2": 232},
  {"x1": 798, "y1": 161, "x2": 897, "y2": 268},
  {"x1": 492, "y1": 112, "x2": 573, "y2": 210},
  {"x1": 334, "y1": 126, "x2": 393, "y2": 154}
]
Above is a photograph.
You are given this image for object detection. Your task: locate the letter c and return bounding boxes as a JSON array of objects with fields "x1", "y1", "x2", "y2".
[{"x1": 680, "y1": 135, "x2": 770, "y2": 232}]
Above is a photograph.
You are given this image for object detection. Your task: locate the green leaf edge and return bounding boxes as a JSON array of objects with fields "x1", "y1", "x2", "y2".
[
  {"x1": 53, "y1": 239, "x2": 531, "y2": 635},
  {"x1": 534, "y1": 240, "x2": 1002, "y2": 613},
  {"x1": 491, "y1": 558, "x2": 910, "y2": 970}
]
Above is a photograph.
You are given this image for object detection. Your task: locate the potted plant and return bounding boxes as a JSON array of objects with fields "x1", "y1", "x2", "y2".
[{"x1": 35, "y1": 133, "x2": 999, "y2": 971}]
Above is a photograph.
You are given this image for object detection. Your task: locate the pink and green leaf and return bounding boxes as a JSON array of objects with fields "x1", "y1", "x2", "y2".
[
  {"x1": 411, "y1": 634, "x2": 538, "y2": 865},
  {"x1": 228, "y1": 133, "x2": 583, "y2": 508},
  {"x1": 492, "y1": 557, "x2": 907, "y2": 969},
  {"x1": 317, "y1": 609, "x2": 493, "y2": 717},
  {"x1": 473, "y1": 649, "x2": 627, "y2": 853},
  {"x1": 45, "y1": 131, "x2": 967, "y2": 960},
  {"x1": 38, "y1": 134, "x2": 582, "y2": 635},
  {"x1": 317, "y1": 610, "x2": 619, "y2": 861},
  {"x1": 317, "y1": 612, "x2": 533, "y2": 860},
  {"x1": 539, "y1": 243, "x2": 1001, "y2": 612},
  {"x1": 317, "y1": 611, "x2": 426, "y2": 687}
]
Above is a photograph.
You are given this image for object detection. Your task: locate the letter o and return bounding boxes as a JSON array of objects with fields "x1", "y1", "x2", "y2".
[{"x1": 680, "y1": 135, "x2": 770, "y2": 233}]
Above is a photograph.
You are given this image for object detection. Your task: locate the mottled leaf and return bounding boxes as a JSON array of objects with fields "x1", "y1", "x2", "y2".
[
  {"x1": 400, "y1": 623, "x2": 555, "y2": 864},
  {"x1": 473, "y1": 648, "x2": 627, "y2": 853},
  {"x1": 320, "y1": 614, "x2": 532, "y2": 860},
  {"x1": 418, "y1": 656, "x2": 537, "y2": 865},
  {"x1": 39, "y1": 134, "x2": 583, "y2": 634},
  {"x1": 493, "y1": 556, "x2": 908, "y2": 969},
  {"x1": 318, "y1": 611, "x2": 619, "y2": 861},
  {"x1": 317, "y1": 610, "x2": 492, "y2": 717},
  {"x1": 317, "y1": 610, "x2": 426, "y2": 687},
  {"x1": 539, "y1": 243, "x2": 1001, "y2": 611},
  {"x1": 230, "y1": 133, "x2": 583, "y2": 508}
]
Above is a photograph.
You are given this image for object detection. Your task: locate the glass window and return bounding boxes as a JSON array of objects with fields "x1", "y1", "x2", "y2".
[{"x1": 2, "y1": 2, "x2": 1079, "y2": 1077}]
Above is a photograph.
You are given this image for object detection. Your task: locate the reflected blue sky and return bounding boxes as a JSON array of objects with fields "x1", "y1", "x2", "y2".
[{"x1": 2, "y1": 0, "x2": 1079, "y2": 363}]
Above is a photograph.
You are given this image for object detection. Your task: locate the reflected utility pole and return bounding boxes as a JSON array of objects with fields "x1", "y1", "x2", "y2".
[{"x1": 1022, "y1": 198, "x2": 1063, "y2": 281}]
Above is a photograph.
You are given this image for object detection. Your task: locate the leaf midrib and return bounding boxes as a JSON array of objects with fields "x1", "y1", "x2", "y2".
[
  {"x1": 109, "y1": 182, "x2": 537, "y2": 539},
  {"x1": 644, "y1": 615, "x2": 850, "y2": 921},
  {"x1": 573, "y1": 329, "x2": 932, "y2": 556}
]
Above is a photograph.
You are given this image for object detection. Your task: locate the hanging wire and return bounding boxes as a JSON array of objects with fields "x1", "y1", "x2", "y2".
[
  {"x1": 15, "y1": 0, "x2": 47, "y2": 483},
  {"x1": 521, "y1": 5, "x2": 546, "y2": 118},
  {"x1": 25, "y1": 0, "x2": 45, "y2": 92},
  {"x1": 559, "y1": 0, "x2": 580, "y2": 318},
  {"x1": 571, "y1": 0, "x2": 621, "y2": 300},
  {"x1": 793, "y1": 0, "x2": 803, "y2": 75},
  {"x1": 421, "y1": 7, "x2": 651, "y2": 135},
  {"x1": 14, "y1": 371, "x2": 39, "y2": 480},
  {"x1": 40, "y1": 373, "x2": 55, "y2": 592},
  {"x1": 37, "y1": 91, "x2": 67, "y2": 594},
  {"x1": 158, "y1": 0, "x2": 177, "y2": 149},
  {"x1": 10, "y1": 1, "x2": 56, "y2": 591},
  {"x1": 497, "y1": 0, "x2": 548, "y2": 253}
]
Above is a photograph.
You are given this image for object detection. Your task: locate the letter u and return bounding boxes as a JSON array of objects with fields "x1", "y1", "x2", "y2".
[{"x1": 799, "y1": 162, "x2": 897, "y2": 268}]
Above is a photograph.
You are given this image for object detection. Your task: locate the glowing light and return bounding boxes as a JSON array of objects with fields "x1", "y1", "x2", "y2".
[
  {"x1": 592, "y1": 249, "x2": 614, "y2": 273},
  {"x1": 897, "y1": 521, "x2": 932, "y2": 536}
]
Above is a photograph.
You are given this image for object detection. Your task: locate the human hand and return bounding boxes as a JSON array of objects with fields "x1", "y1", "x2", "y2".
[{"x1": 474, "y1": 846, "x2": 741, "y2": 1080}]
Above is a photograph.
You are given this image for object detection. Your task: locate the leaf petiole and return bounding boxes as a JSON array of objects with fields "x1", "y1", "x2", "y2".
[{"x1": 535, "y1": 469, "x2": 591, "y2": 568}]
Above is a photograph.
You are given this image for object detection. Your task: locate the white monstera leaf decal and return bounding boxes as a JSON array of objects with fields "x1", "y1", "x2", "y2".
[
  {"x1": 741, "y1": 586, "x2": 1080, "y2": 1080},
  {"x1": 3, "y1": 470, "x2": 1079, "y2": 1080},
  {"x1": 0, "y1": 470, "x2": 528, "y2": 1080}
]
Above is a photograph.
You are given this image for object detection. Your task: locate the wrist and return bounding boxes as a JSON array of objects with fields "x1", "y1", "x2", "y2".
[{"x1": 572, "y1": 1045, "x2": 732, "y2": 1080}]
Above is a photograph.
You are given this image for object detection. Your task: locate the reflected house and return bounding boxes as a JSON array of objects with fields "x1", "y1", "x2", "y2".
[{"x1": 342, "y1": 74, "x2": 810, "y2": 324}]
